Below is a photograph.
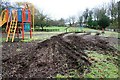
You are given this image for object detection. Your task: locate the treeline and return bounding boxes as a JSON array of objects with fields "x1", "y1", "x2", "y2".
[
  {"x1": 0, "y1": 0, "x2": 119, "y2": 31},
  {"x1": 69, "y1": 0, "x2": 119, "y2": 31}
]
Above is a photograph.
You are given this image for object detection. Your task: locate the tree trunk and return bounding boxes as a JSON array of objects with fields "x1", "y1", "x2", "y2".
[
  {"x1": 69, "y1": 23, "x2": 72, "y2": 27},
  {"x1": 41, "y1": 25, "x2": 44, "y2": 31},
  {"x1": 102, "y1": 27, "x2": 105, "y2": 33},
  {"x1": 118, "y1": 1, "x2": 120, "y2": 30}
]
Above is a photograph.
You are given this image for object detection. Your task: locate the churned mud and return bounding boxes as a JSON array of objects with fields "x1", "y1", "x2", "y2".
[{"x1": 2, "y1": 33, "x2": 119, "y2": 78}]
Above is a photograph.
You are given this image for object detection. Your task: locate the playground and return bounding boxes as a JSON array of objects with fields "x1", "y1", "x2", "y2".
[
  {"x1": 0, "y1": 4, "x2": 32, "y2": 42},
  {"x1": 0, "y1": 2, "x2": 119, "y2": 79}
]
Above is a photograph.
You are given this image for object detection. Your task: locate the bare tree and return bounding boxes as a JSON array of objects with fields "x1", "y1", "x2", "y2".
[
  {"x1": 89, "y1": 10, "x2": 93, "y2": 17},
  {"x1": 108, "y1": 0, "x2": 118, "y2": 27},
  {"x1": 118, "y1": 1, "x2": 120, "y2": 28},
  {"x1": 71, "y1": 16, "x2": 76, "y2": 27},
  {"x1": 93, "y1": 8, "x2": 100, "y2": 20},
  {"x1": 67, "y1": 17, "x2": 72, "y2": 27},
  {"x1": 83, "y1": 8, "x2": 89, "y2": 23},
  {"x1": 93, "y1": 7, "x2": 107, "y2": 21},
  {"x1": 78, "y1": 16, "x2": 83, "y2": 26},
  {"x1": 58, "y1": 18, "x2": 65, "y2": 26}
]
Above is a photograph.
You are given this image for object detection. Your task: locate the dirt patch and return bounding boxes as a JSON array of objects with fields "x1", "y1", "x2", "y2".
[
  {"x1": 2, "y1": 33, "x2": 118, "y2": 78},
  {"x1": 2, "y1": 42, "x2": 37, "y2": 61}
]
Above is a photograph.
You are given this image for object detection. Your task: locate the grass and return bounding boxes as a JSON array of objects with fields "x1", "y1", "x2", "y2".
[
  {"x1": 38, "y1": 26, "x2": 95, "y2": 32},
  {"x1": 85, "y1": 62, "x2": 118, "y2": 78},
  {"x1": 0, "y1": 38, "x2": 6, "y2": 42},
  {"x1": 37, "y1": 26, "x2": 67, "y2": 32},
  {"x1": 1, "y1": 26, "x2": 119, "y2": 42},
  {"x1": 1, "y1": 31, "x2": 62, "y2": 42},
  {"x1": 23, "y1": 32, "x2": 61, "y2": 42},
  {"x1": 55, "y1": 69, "x2": 80, "y2": 78},
  {"x1": 100, "y1": 31, "x2": 119, "y2": 38},
  {"x1": 54, "y1": 51, "x2": 119, "y2": 78},
  {"x1": 41, "y1": 26, "x2": 119, "y2": 38},
  {"x1": 84, "y1": 51, "x2": 118, "y2": 78}
]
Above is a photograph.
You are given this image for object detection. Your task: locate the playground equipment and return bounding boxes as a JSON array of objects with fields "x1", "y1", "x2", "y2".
[
  {"x1": 0, "y1": 4, "x2": 33, "y2": 42},
  {"x1": 0, "y1": 9, "x2": 8, "y2": 27}
]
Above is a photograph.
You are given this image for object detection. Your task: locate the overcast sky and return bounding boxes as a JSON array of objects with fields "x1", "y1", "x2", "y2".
[{"x1": 9, "y1": 0, "x2": 119, "y2": 20}]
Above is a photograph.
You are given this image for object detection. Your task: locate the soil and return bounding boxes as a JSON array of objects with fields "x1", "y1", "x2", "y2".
[{"x1": 2, "y1": 32, "x2": 119, "y2": 78}]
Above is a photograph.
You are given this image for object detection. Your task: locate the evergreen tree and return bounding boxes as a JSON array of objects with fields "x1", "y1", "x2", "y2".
[{"x1": 98, "y1": 15, "x2": 110, "y2": 32}]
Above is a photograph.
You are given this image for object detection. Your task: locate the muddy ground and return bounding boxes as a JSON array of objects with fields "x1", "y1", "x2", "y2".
[{"x1": 2, "y1": 32, "x2": 119, "y2": 78}]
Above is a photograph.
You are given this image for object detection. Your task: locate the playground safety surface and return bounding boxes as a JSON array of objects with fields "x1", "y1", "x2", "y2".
[{"x1": 2, "y1": 33, "x2": 119, "y2": 78}]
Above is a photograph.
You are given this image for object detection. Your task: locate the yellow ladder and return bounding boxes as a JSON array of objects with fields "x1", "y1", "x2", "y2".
[
  {"x1": 6, "y1": 11, "x2": 18, "y2": 42},
  {"x1": 5, "y1": 13, "x2": 11, "y2": 32}
]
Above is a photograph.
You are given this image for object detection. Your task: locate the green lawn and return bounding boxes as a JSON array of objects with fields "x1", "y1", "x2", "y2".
[
  {"x1": 23, "y1": 32, "x2": 63, "y2": 42},
  {"x1": 1, "y1": 27, "x2": 119, "y2": 42},
  {"x1": 41, "y1": 26, "x2": 119, "y2": 38},
  {"x1": 37, "y1": 26, "x2": 67, "y2": 32},
  {"x1": 38, "y1": 26, "x2": 83, "y2": 32}
]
